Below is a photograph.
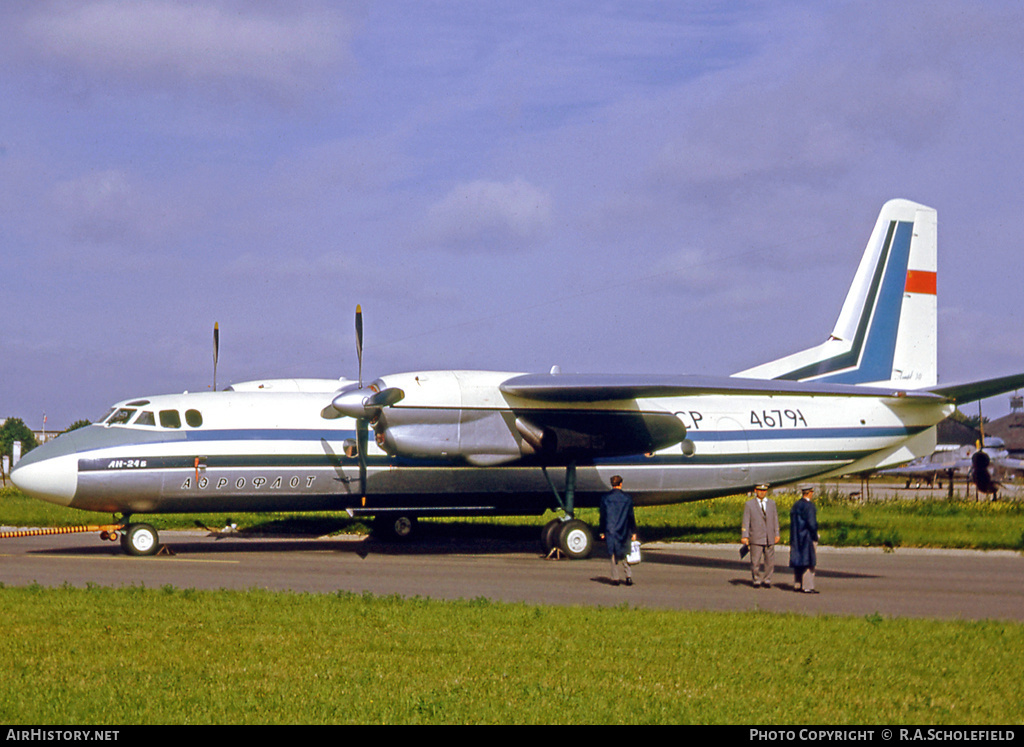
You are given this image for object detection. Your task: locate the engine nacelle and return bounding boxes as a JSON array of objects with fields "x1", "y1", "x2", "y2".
[
  {"x1": 364, "y1": 371, "x2": 521, "y2": 465},
  {"x1": 367, "y1": 370, "x2": 688, "y2": 465}
]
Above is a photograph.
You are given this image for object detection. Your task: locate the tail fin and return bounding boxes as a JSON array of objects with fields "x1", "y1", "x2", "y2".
[{"x1": 736, "y1": 199, "x2": 937, "y2": 388}]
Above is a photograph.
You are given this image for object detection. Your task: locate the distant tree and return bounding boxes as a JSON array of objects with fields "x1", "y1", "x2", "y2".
[
  {"x1": 64, "y1": 420, "x2": 91, "y2": 433},
  {"x1": 0, "y1": 418, "x2": 38, "y2": 459}
]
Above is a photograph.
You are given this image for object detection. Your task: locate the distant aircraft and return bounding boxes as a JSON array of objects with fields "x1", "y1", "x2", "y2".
[
  {"x1": 879, "y1": 445, "x2": 962, "y2": 488},
  {"x1": 882, "y1": 435, "x2": 1024, "y2": 498},
  {"x1": 12, "y1": 199, "x2": 1024, "y2": 557}
]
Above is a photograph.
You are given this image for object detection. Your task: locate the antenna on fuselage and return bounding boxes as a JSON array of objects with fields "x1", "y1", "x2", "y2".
[{"x1": 213, "y1": 322, "x2": 220, "y2": 392}]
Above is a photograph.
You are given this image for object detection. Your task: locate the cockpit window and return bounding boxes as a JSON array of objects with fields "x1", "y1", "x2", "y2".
[
  {"x1": 97, "y1": 408, "x2": 115, "y2": 424},
  {"x1": 136, "y1": 411, "x2": 156, "y2": 427},
  {"x1": 106, "y1": 408, "x2": 137, "y2": 426},
  {"x1": 185, "y1": 409, "x2": 203, "y2": 427},
  {"x1": 159, "y1": 410, "x2": 182, "y2": 429}
]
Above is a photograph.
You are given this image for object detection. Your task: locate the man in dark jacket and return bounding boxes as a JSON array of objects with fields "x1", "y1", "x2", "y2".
[
  {"x1": 789, "y1": 484, "x2": 819, "y2": 593},
  {"x1": 599, "y1": 475, "x2": 637, "y2": 586}
]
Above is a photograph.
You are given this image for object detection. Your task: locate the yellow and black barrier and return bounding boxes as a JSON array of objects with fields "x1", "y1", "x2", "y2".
[{"x1": 0, "y1": 525, "x2": 124, "y2": 541}]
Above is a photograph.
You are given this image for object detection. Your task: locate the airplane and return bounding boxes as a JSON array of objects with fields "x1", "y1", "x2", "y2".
[
  {"x1": 881, "y1": 435, "x2": 1024, "y2": 497},
  {"x1": 878, "y1": 444, "x2": 963, "y2": 488},
  {"x1": 12, "y1": 198, "x2": 1024, "y2": 558}
]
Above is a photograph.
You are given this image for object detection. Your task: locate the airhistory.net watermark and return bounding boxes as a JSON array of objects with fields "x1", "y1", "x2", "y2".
[{"x1": 6, "y1": 730, "x2": 119, "y2": 742}]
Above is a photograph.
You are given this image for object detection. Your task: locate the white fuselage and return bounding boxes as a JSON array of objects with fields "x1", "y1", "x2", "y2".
[{"x1": 12, "y1": 371, "x2": 951, "y2": 517}]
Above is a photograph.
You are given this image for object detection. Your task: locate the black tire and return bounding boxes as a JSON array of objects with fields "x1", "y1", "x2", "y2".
[
  {"x1": 558, "y1": 519, "x2": 593, "y2": 560},
  {"x1": 541, "y1": 519, "x2": 562, "y2": 553},
  {"x1": 373, "y1": 515, "x2": 417, "y2": 541},
  {"x1": 121, "y1": 523, "x2": 160, "y2": 556}
]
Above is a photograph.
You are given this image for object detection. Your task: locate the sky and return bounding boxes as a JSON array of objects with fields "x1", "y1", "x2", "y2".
[{"x1": 3, "y1": 0, "x2": 1024, "y2": 430}]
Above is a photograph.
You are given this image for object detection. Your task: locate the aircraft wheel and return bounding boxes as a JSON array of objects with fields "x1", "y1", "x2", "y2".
[
  {"x1": 558, "y1": 519, "x2": 593, "y2": 560},
  {"x1": 121, "y1": 523, "x2": 160, "y2": 556},
  {"x1": 541, "y1": 519, "x2": 562, "y2": 553},
  {"x1": 374, "y1": 515, "x2": 417, "y2": 541}
]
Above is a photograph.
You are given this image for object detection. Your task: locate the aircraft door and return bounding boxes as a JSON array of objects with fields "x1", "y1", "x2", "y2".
[{"x1": 714, "y1": 416, "x2": 750, "y2": 486}]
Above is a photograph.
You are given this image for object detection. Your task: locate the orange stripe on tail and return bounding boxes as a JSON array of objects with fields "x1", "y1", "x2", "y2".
[{"x1": 905, "y1": 270, "x2": 936, "y2": 295}]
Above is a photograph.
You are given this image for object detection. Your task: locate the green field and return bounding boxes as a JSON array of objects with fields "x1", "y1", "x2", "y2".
[
  {"x1": 2, "y1": 485, "x2": 1023, "y2": 725},
  {"x1": 1, "y1": 585, "x2": 1022, "y2": 725}
]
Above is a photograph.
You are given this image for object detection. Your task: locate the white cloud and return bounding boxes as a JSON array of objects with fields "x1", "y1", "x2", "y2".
[
  {"x1": 424, "y1": 178, "x2": 553, "y2": 251},
  {"x1": 50, "y1": 169, "x2": 145, "y2": 246},
  {"x1": 19, "y1": 1, "x2": 351, "y2": 97}
]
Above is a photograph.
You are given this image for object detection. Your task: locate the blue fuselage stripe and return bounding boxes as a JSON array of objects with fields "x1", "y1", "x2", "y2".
[
  {"x1": 689, "y1": 425, "x2": 921, "y2": 442},
  {"x1": 114, "y1": 424, "x2": 922, "y2": 447}
]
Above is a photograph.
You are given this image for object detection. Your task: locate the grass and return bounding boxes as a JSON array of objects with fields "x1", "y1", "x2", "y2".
[
  {"x1": 4, "y1": 483, "x2": 1024, "y2": 551},
  {"x1": 2, "y1": 484, "x2": 1023, "y2": 724},
  {"x1": 1, "y1": 585, "x2": 1022, "y2": 725}
]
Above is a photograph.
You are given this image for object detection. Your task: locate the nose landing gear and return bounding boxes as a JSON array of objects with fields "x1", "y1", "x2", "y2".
[{"x1": 120, "y1": 522, "x2": 160, "y2": 556}]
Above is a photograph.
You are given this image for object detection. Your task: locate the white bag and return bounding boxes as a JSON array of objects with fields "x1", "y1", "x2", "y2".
[{"x1": 626, "y1": 540, "x2": 642, "y2": 564}]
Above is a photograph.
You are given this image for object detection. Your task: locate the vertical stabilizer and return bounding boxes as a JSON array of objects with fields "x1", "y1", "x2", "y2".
[{"x1": 736, "y1": 199, "x2": 937, "y2": 388}]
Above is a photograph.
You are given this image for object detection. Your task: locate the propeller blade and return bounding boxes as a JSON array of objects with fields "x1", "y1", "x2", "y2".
[
  {"x1": 213, "y1": 322, "x2": 219, "y2": 391},
  {"x1": 355, "y1": 305, "x2": 364, "y2": 389},
  {"x1": 366, "y1": 387, "x2": 405, "y2": 409},
  {"x1": 356, "y1": 418, "x2": 368, "y2": 497}
]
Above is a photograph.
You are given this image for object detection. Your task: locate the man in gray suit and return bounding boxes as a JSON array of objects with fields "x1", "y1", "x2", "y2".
[{"x1": 741, "y1": 483, "x2": 781, "y2": 588}]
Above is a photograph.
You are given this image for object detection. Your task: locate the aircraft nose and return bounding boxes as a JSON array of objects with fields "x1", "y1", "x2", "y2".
[{"x1": 10, "y1": 439, "x2": 80, "y2": 507}]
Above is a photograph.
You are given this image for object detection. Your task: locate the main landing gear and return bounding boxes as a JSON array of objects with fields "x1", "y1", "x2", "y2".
[
  {"x1": 540, "y1": 461, "x2": 595, "y2": 560},
  {"x1": 372, "y1": 514, "x2": 417, "y2": 541},
  {"x1": 542, "y1": 517, "x2": 594, "y2": 559}
]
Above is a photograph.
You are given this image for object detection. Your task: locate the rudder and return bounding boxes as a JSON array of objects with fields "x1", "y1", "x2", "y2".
[{"x1": 736, "y1": 199, "x2": 937, "y2": 388}]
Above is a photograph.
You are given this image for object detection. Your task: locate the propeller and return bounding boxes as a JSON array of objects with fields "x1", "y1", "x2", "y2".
[
  {"x1": 970, "y1": 401, "x2": 998, "y2": 497},
  {"x1": 322, "y1": 305, "x2": 405, "y2": 498}
]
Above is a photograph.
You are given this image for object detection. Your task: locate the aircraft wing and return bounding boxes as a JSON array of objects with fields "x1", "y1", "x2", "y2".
[
  {"x1": 992, "y1": 455, "x2": 1024, "y2": 473},
  {"x1": 879, "y1": 460, "x2": 965, "y2": 478},
  {"x1": 497, "y1": 374, "x2": 946, "y2": 461},
  {"x1": 499, "y1": 373, "x2": 946, "y2": 403}
]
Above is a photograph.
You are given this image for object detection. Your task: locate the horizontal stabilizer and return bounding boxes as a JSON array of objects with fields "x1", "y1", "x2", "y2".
[{"x1": 925, "y1": 372, "x2": 1024, "y2": 405}]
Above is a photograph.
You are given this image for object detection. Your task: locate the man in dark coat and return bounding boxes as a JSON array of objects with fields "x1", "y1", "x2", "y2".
[
  {"x1": 789, "y1": 484, "x2": 819, "y2": 593},
  {"x1": 599, "y1": 475, "x2": 637, "y2": 586}
]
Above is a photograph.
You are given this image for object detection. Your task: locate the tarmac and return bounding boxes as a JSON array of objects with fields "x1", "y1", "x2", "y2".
[{"x1": 2, "y1": 529, "x2": 1021, "y2": 621}]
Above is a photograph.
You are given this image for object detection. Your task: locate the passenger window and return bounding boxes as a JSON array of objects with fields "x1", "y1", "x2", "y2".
[
  {"x1": 136, "y1": 411, "x2": 156, "y2": 426},
  {"x1": 185, "y1": 409, "x2": 203, "y2": 427},
  {"x1": 160, "y1": 410, "x2": 182, "y2": 429}
]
